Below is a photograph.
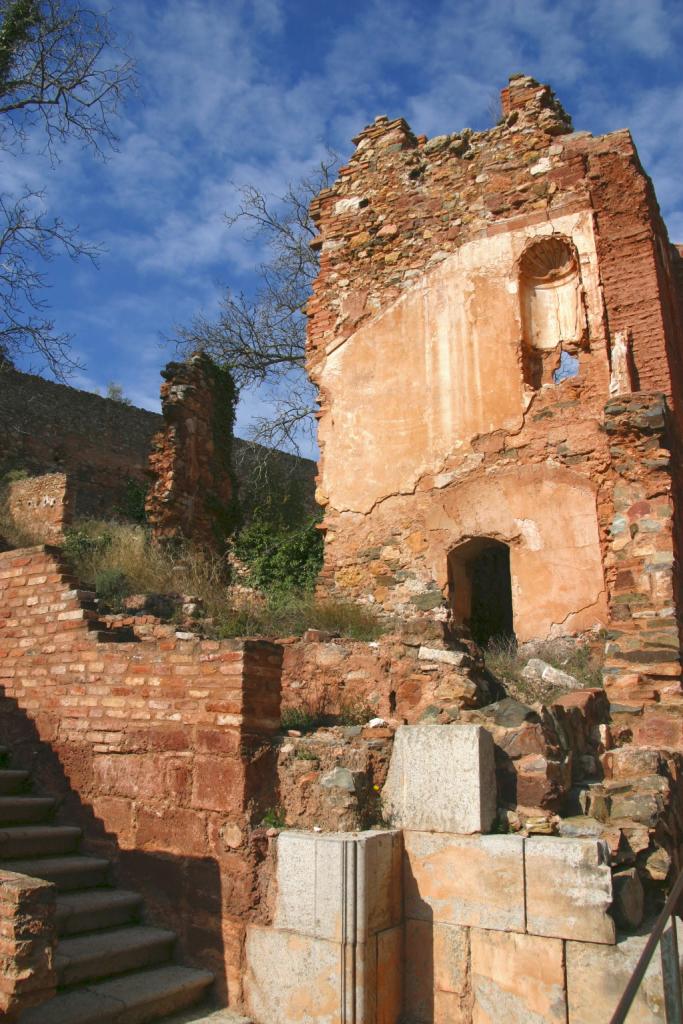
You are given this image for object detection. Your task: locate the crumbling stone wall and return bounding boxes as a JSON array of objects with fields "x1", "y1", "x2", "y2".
[
  {"x1": 602, "y1": 394, "x2": 681, "y2": 706},
  {"x1": 305, "y1": 75, "x2": 683, "y2": 673},
  {"x1": 0, "y1": 545, "x2": 282, "y2": 1004},
  {"x1": 146, "y1": 353, "x2": 239, "y2": 548},
  {"x1": 0, "y1": 367, "x2": 316, "y2": 527},
  {"x1": 4, "y1": 473, "x2": 73, "y2": 543}
]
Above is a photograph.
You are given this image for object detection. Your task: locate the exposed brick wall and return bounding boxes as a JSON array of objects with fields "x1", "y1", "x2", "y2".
[
  {"x1": 0, "y1": 870, "x2": 56, "y2": 1021},
  {"x1": 586, "y1": 138, "x2": 683, "y2": 421},
  {"x1": 602, "y1": 394, "x2": 682, "y2": 706},
  {"x1": 0, "y1": 545, "x2": 283, "y2": 1005},
  {"x1": 5, "y1": 474, "x2": 73, "y2": 544},
  {"x1": 146, "y1": 354, "x2": 238, "y2": 548}
]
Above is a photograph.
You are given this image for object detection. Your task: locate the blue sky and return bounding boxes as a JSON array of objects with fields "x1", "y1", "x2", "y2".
[{"x1": 7, "y1": 0, "x2": 683, "y2": 453}]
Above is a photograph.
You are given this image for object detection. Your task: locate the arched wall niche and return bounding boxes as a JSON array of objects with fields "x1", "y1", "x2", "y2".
[
  {"x1": 519, "y1": 235, "x2": 586, "y2": 388},
  {"x1": 426, "y1": 465, "x2": 608, "y2": 642}
]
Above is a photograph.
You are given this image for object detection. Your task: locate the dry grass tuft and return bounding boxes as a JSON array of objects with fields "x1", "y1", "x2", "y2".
[{"x1": 484, "y1": 635, "x2": 604, "y2": 706}]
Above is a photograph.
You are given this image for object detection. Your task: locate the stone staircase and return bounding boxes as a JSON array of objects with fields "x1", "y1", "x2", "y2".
[{"x1": 0, "y1": 745, "x2": 214, "y2": 1024}]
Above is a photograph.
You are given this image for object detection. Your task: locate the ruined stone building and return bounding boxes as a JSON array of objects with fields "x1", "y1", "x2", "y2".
[
  {"x1": 307, "y1": 73, "x2": 683, "y2": 708},
  {"x1": 1, "y1": 75, "x2": 683, "y2": 1024}
]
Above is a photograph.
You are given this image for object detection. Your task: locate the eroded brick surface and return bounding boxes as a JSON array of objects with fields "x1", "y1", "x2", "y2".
[{"x1": 146, "y1": 354, "x2": 238, "y2": 549}]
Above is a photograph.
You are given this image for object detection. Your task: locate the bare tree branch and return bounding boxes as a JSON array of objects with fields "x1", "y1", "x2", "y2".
[
  {"x1": 0, "y1": 0, "x2": 135, "y2": 375},
  {"x1": 175, "y1": 151, "x2": 339, "y2": 456},
  {"x1": 0, "y1": 0, "x2": 136, "y2": 159}
]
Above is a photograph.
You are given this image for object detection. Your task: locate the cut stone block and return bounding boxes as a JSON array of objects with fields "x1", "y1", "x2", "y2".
[
  {"x1": 404, "y1": 831, "x2": 525, "y2": 932},
  {"x1": 405, "y1": 920, "x2": 471, "y2": 1024},
  {"x1": 274, "y1": 829, "x2": 402, "y2": 941},
  {"x1": 244, "y1": 922, "x2": 401, "y2": 1024},
  {"x1": 470, "y1": 928, "x2": 566, "y2": 1024},
  {"x1": 566, "y1": 922, "x2": 683, "y2": 1023},
  {"x1": 382, "y1": 725, "x2": 496, "y2": 834},
  {"x1": 525, "y1": 836, "x2": 615, "y2": 943}
]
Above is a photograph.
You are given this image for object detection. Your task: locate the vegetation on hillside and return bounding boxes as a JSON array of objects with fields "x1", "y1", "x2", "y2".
[{"x1": 56, "y1": 517, "x2": 381, "y2": 641}]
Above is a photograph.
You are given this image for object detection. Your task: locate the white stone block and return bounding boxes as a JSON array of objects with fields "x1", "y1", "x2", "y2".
[
  {"x1": 274, "y1": 829, "x2": 402, "y2": 942},
  {"x1": 382, "y1": 725, "x2": 496, "y2": 834}
]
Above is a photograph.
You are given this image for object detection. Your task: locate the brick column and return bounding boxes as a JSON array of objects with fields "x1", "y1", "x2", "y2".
[
  {"x1": 602, "y1": 393, "x2": 682, "y2": 706},
  {"x1": 0, "y1": 871, "x2": 57, "y2": 1020}
]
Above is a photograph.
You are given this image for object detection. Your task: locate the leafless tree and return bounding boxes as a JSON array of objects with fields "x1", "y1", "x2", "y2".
[
  {"x1": 0, "y1": 0, "x2": 135, "y2": 375},
  {"x1": 175, "y1": 152, "x2": 339, "y2": 457}
]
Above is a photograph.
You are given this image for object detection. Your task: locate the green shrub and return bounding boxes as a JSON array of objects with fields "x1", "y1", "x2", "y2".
[
  {"x1": 294, "y1": 746, "x2": 319, "y2": 761},
  {"x1": 114, "y1": 478, "x2": 148, "y2": 524},
  {"x1": 338, "y1": 699, "x2": 376, "y2": 726},
  {"x1": 234, "y1": 515, "x2": 323, "y2": 594},
  {"x1": 3, "y1": 468, "x2": 28, "y2": 483},
  {"x1": 261, "y1": 806, "x2": 286, "y2": 829}
]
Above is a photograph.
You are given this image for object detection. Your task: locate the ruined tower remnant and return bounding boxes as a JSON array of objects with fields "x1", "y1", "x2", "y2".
[
  {"x1": 146, "y1": 352, "x2": 238, "y2": 548},
  {"x1": 306, "y1": 74, "x2": 683, "y2": 709}
]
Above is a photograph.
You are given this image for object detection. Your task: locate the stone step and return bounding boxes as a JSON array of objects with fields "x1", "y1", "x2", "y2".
[
  {"x1": 19, "y1": 964, "x2": 215, "y2": 1024},
  {"x1": 0, "y1": 768, "x2": 30, "y2": 794},
  {"x1": 0, "y1": 795, "x2": 55, "y2": 824},
  {"x1": 57, "y1": 889, "x2": 144, "y2": 936},
  {"x1": 0, "y1": 824, "x2": 82, "y2": 859},
  {"x1": 56, "y1": 925, "x2": 176, "y2": 987},
  {"x1": 2, "y1": 854, "x2": 111, "y2": 890}
]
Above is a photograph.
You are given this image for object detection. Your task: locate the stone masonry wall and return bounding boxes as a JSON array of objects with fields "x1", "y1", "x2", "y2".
[
  {"x1": 602, "y1": 394, "x2": 682, "y2": 707},
  {"x1": 0, "y1": 545, "x2": 283, "y2": 1006},
  {"x1": 0, "y1": 368, "x2": 161, "y2": 520},
  {"x1": 5, "y1": 474, "x2": 73, "y2": 544},
  {"x1": 146, "y1": 354, "x2": 238, "y2": 548}
]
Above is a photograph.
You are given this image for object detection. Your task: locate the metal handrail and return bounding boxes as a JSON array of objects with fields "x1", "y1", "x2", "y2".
[{"x1": 609, "y1": 867, "x2": 683, "y2": 1023}]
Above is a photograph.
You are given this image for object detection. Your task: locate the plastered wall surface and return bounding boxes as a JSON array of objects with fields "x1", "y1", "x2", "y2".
[{"x1": 319, "y1": 210, "x2": 604, "y2": 516}]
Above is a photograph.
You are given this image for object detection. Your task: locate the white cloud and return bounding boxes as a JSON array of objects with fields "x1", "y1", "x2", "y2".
[{"x1": 11, "y1": 0, "x2": 682, "y2": 437}]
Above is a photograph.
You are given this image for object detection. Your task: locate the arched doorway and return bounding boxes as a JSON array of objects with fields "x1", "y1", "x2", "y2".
[{"x1": 447, "y1": 537, "x2": 514, "y2": 645}]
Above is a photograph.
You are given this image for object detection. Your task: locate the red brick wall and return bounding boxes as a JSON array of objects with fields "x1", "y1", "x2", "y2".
[
  {"x1": 0, "y1": 545, "x2": 282, "y2": 1005},
  {"x1": 0, "y1": 870, "x2": 56, "y2": 1021}
]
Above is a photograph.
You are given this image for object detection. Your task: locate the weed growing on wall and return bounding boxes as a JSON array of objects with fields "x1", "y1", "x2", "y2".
[{"x1": 234, "y1": 515, "x2": 323, "y2": 593}]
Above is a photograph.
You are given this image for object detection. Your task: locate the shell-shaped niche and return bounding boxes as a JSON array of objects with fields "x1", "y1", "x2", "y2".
[{"x1": 519, "y1": 236, "x2": 584, "y2": 352}]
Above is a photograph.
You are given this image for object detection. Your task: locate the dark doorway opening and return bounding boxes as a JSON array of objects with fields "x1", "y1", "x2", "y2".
[{"x1": 447, "y1": 538, "x2": 514, "y2": 645}]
